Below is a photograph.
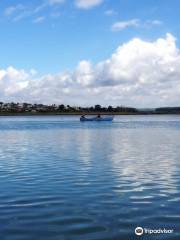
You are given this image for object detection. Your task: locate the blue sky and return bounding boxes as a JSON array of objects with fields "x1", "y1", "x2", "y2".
[
  {"x1": 0, "y1": 0, "x2": 179, "y2": 73},
  {"x1": 0, "y1": 0, "x2": 180, "y2": 107}
]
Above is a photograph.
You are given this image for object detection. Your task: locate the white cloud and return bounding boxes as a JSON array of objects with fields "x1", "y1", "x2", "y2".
[
  {"x1": 112, "y1": 19, "x2": 140, "y2": 31},
  {"x1": 4, "y1": 4, "x2": 25, "y2": 16},
  {"x1": 75, "y1": 0, "x2": 103, "y2": 9},
  {"x1": 13, "y1": 10, "x2": 32, "y2": 22},
  {"x1": 48, "y1": 0, "x2": 65, "y2": 5},
  {"x1": 144, "y1": 20, "x2": 163, "y2": 28},
  {"x1": 4, "y1": 1, "x2": 65, "y2": 22},
  {"x1": 0, "y1": 66, "x2": 32, "y2": 96},
  {"x1": 1, "y1": 34, "x2": 180, "y2": 107},
  {"x1": 148, "y1": 20, "x2": 162, "y2": 25},
  {"x1": 104, "y1": 9, "x2": 116, "y2": 16},
  {"x1": 34, "y1": 1, "x2": 64, "y2": 14},
  {"x1": 33, "y1": 16, "x2": 45, "y2": 23},
  {"x1": 50, "y1": 11, "x2": 61, "y2": 18},
  {"x1": 74, "y1": 61, "x2": 94, "y2": 86},
  {"x1": 111, "y1": 19, "x2": 163, "y2": 31}
]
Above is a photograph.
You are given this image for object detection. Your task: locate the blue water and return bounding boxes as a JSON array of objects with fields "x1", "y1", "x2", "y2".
[{"x1": 0, "y1": 115, "x2": 179, "y2": 240}]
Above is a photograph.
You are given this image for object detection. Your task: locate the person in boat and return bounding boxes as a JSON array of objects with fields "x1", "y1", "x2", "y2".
[{"x1": 97, "y1": 114, "x2": 101, "y2": 118}]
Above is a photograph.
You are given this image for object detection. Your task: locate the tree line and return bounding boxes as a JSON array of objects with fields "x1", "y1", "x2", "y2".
[{"x1": 0, "y1": 102, "x2": 138, "y2": 113}]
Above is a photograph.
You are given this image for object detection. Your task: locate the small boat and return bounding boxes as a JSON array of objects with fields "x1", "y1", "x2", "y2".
[{"x1": 80, "y1": 115, "x2": 114, "y2": 122}]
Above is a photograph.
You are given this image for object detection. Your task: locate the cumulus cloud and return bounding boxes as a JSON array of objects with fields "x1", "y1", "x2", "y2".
[
  {"x1": 0, "y1": 67, "x2": 34, "y2": 98},
  {"x1": 75, "y1": 0, "x2": 103, "y2": 9},
  {"x1": 1, "y1": 34, "x2": 180, "y2": 107}
]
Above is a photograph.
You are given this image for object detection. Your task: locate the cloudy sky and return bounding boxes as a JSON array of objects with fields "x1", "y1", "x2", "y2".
[{"x1": 0, "y1": 0, "x2": 180, "y2": 107}]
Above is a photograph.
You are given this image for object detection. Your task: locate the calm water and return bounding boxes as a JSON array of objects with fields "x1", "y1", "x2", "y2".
[{"x1": 0, "y1": 115, "x2": 179, "y2": 240}]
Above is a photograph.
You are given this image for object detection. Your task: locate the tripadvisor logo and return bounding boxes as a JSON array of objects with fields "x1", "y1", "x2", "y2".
[
  {"x1": 135, "y1": 227, "x2": 143, "y2": 236},
  {"x1": 135, "y1": 226, "x2": 174, "y2": 236}
]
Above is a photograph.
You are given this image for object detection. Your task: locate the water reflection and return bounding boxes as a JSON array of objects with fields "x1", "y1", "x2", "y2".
[{"x1": 0, "y1": 116, "x2": 179, "y2": 239}]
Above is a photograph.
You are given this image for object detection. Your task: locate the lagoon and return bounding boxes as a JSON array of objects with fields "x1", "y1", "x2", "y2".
[{"x1": 0, "y1": 115, "x2": 179, "y2": 240}]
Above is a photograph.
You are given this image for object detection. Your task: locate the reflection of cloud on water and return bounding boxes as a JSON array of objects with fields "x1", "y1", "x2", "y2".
[
  {"x1": 0, "y1": 123, "x2": 179, "y2": 198},
  {"x1": 0, "y1": 131, "x2": 31, "y2": 173},
  {"x1": 108, "y1": 128, "x2": 179, "y2": 195},
  {"x1": 75, "y1": 130, "x2": 93, "y2": 169}
]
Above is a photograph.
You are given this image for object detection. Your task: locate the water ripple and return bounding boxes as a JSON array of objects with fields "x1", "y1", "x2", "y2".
[{"x1": 0, "y1": 115, "x2": 179, "y2": 239}]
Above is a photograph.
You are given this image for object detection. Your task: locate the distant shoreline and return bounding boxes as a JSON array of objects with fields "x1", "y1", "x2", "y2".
[{"x1": 0, "y1": 112, "x2": 180, "y2": 116}]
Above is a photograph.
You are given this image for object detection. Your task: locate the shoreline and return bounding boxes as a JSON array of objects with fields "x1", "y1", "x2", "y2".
[{"x1": 0, "y1": 112, "x2": 180, "y2": 116}]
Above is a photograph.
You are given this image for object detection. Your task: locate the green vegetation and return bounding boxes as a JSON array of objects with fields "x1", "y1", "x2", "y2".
[
  {"x1": 0, "y1": 102, "x2": 138, "y2": 115},
  {"x1": 0, "y1": 102, "x2": 180, "y2": 115}
]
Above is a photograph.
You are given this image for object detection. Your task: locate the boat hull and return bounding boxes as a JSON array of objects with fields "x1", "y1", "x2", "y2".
[{"x1": 80, "y1": 116, "x2": 114, "y2": 122}]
